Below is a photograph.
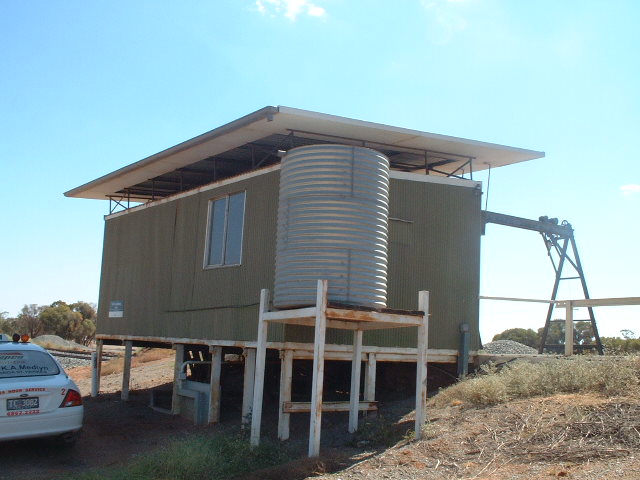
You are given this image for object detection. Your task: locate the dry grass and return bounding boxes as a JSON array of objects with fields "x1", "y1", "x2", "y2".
[
  {"x1": 100, "y1": 348, "x2": 174, "y2": 376},
  {"x1": 431, "y1": 356, "x2": 640, "y2": 407},
  {"x1": 495, "y1": 401, "x2": 640, "y2": 462},
  {"x1": 135, "y1": 347, "x2": 175, "y2": 363},
  {"x1": 354, "y1": 394, "x2": 640, "y2": 479},
  {"x1": 33, "y1": 340, "x2": 88, "y2": 352}
]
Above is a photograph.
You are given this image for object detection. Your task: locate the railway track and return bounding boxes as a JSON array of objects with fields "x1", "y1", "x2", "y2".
[{"x1": 48, "y1": 347, "x2": 117, "y2": 361}]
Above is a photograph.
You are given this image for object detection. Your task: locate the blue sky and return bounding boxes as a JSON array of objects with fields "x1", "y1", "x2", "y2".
[{"x1": 1, "y1": 0, "x2": 638, "y2": 341}]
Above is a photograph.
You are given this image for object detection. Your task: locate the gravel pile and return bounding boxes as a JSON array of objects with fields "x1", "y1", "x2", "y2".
[
  {"x1": 33, "y1": 334, "x2": 91, "y2": 351},
  {"x1": 480, "y1": 340, "x2": 538, "y2": 355},
  {"x1": 55, "y1": 356, "x2": 92, "y2": 369}
]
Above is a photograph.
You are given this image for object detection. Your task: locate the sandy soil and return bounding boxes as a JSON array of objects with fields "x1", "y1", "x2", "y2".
[{"x1": 70, "y1": 356, "x2": 176, "y2": 397}]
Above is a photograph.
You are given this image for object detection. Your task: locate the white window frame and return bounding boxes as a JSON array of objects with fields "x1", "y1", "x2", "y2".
[{"x1": 204, "y1": 191, "x2": 246, "y2": 268}]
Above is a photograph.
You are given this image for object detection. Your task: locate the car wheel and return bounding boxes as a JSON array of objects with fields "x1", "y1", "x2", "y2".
[{"x1": 58, "y1": 431, "x2": 80, "y2": 447}]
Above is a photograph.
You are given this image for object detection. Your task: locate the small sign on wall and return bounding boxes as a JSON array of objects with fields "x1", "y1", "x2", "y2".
[{"x1": 109, "y1": 300, "x2": 125, "y2": 318}]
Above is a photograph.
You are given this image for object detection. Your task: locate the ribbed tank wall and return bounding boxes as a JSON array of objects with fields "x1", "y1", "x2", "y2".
[{"x1": 274, "y1": 144, "x2": 390, "y2": 308}]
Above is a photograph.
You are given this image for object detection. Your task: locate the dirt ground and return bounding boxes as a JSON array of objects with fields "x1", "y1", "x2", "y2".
[
  {"x1": 2, "y1": 356, "x2": 639, "y2": 480},
  {"x1": 0, "y1": 357, "x2": 203, "y2": 480},
  {"x1": 306, "y1": 394, "x2": 640, "y2": 480}
]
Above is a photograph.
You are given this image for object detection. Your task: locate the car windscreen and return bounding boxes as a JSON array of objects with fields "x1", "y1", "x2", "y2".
[{"x1": 0, "y1": 350, "x2": 60, "y2": 378}]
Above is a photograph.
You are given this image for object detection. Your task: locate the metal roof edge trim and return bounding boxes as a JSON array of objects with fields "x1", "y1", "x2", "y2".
[
  {"x1": 64, "y1": 105, "x2": 279, "y2": 198},
  {"x1": 277, "y1": 106, "x2": 546, "y2": 157}
]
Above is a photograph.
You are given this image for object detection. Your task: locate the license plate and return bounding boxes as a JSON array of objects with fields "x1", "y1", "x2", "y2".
[{"x1": 7, "y1": 397, "x2": 39, "y2": 411}]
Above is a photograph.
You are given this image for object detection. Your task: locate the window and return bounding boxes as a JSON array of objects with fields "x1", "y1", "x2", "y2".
[
  {"x1": 205, "y1": 191, "x2": 246, "y2": 267},
  {"x1": 0, "y1": 351, "x2": 60, "y2": 378}
]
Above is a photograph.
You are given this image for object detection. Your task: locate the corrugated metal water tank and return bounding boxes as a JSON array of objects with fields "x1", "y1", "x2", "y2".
[{"x1": 273, "y1": 144, "x2": 390, "y2": 308}]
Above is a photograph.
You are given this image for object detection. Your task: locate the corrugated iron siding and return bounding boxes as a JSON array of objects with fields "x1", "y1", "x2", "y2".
[
  {"x1": 378, "y1": 178, "x2": 481, "y2": 350},
  {"x1": 98, "y1": 172, "x2": 480, "y2": 351},
  {"x1": 97, "y1": 171, "x2": 284, "y2": 342},
  {"x1": 282, "y1": 178, "x2": 482, "y2": 351}
]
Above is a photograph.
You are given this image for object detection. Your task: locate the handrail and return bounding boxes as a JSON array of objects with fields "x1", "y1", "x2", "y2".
[{"x1": 480, "y1": 295, "x2": 640, "y2": 356}]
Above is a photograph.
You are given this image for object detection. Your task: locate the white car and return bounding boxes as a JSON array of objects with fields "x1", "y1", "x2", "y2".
[{"x1": 0, "y1": 334, "x2": 83, "y2": 444}]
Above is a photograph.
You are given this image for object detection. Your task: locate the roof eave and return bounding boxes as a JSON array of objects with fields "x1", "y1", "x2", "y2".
[
  {"x1": 65, "y1": 105, "x2": 545, "y2": 200},
  {"x1": 64, "y1": 106, "x2": 279, "y2": 199}
]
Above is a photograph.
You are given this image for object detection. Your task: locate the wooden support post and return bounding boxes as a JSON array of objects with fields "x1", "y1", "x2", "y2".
[
  {"x1": 278, "y1": 349, "x2": 293, "y2": 440},
  {"x1": 250, "y1": 289, "x2": 270, "y2": 447},
  {"x1": 565, "y1": 300, "x2": 574, "y2": 356},
  {"x1": 364, "y1": 353, "x2": 377, "y2": 402},
  {"x1": 172, "y1": 344, "x2": 184, "y2": 415},
  {"x1": 209, "y1": 346, "x2": 223, "y2": 424},
  {"x1": 308, "y1": 279, "x2": 328, "y2": 457},
  {"x1": 121, "y1": 340, "x2": 133, "y2": 401},
  {"x1": 241, "y1": 348, "x2": 256, "y2": 426},
  {"x1": 415, "y1": 291, "x2": 429, "y2": 439},
  {"x1": 348, "y1": 329, "x2": 363, "y2": 433},
  {"x1": 91, "y1": 339, "x2": 103, "y2": 397}
]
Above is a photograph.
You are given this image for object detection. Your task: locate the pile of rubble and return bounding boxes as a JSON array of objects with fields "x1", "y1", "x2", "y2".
[
  {"x1": 480, "y1": 339, "x2": 538, "y2": 355},
  {"x1": 33, "y1": 334, "x2": 91, "y2": 351}
]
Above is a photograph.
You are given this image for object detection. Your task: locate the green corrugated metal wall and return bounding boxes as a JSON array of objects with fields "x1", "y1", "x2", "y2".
[
  {"x1": 281, "y1": 178, "x2": 482, "y2": 350},
  {"x1": 97, "y1": 172, "x2": 481, "y2": 351},
  {"x1": 97, "y1": 171, "x2": 284, "y2": 342},
  {"x1": 385, "y1": 178, "x2": 481, "y2": 350}
]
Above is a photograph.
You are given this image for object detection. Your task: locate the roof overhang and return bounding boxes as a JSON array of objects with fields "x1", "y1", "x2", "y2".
[{"x1": 65, "y1": 106, "x2": 544, "y2": 201}]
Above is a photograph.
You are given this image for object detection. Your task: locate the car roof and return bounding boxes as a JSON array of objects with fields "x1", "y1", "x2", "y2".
[{"x1": 0, "y1": 341, "x2": 48, "y2": 352}]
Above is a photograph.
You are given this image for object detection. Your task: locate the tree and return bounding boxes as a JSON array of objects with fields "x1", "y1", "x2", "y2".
[
  {"x1": 0, "y1": 311, "x2": 18, "y2": 336},
  {"x1": 69, "y1": 301, "x2": 97, "y2": 345},
  {"x1": 40, "y1": 302, "x2": 83, "y2": 338},
  {"x1": 74, "y1": 318, "x2": 96, "y2": 346},
  {"x1": 3, "y1": 301, "x2": 96, "y2": 345},
  {"x1": 538, "y1": 322, "x2": 565, "y2": 345},
  {"x1": 492, "y1": 328, "x2": 540, "y2": 348},
  {"x1": 39, "y1": 301, "x2": 96, "y2": 345},
  {"x1": 15, "y1": 304, "x2": 45, "y2": 338},
  {"x1": 601, "y1": 336, "x2": 640, "y2": 354},
  {"x1": 574, "y1": 321, "x2": 595, "y2": 345},
  {"x1": 620, "y1": 329, "x2": 636, "y2": 340},
  {"x1": 70, "y1": 301, "x2": 97, "y2": 321}
]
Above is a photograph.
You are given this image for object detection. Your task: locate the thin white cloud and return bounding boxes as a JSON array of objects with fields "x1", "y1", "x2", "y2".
[
  {"x1": 620, "y1": 184, "x2": 640, "y2": 196},
  {"x1": 307, "y1": 4, "x2": 325, "y2": 17},
  {"x1": 420, "y1": 0, "x2": 469, "y2": 44},
  {"x1": 255, "y1": 0, "x2": 326, "y2": 21}
]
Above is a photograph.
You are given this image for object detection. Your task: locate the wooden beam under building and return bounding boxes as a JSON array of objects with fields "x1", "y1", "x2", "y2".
[
  {"x1": 241, "y1": 348, "x2": 256, "y2": 426},
  {"x1": 278, "y1": 350, "x2": 293, "y2": 440},
  {"x1": 208, "y1": 346, "x2": 222, "y2": 424}
]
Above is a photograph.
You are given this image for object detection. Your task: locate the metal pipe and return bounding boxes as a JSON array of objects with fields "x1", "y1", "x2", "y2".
[
  {"x1": 479, "y1": 295, "x2": 556, "y2": 304},
  {"x1": 91, "y1": 352, "x2": 99, "y2": 397}
]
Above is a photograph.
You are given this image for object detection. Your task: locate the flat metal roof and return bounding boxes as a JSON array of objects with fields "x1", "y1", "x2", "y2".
[{"x1": 65, "y1": 106, "x2": 544, "y2": 201}]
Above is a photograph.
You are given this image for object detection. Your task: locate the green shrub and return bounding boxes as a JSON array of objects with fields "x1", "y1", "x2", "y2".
[
  {"x1": 69, "y1": 432, "x2": 291, "y2": 480},
  {"x1": 602, "y1": 337, "x2": 640, "y2": 354},
  {"x1": 492, "y1": 328, "x2": 540, "y2": 348}
]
